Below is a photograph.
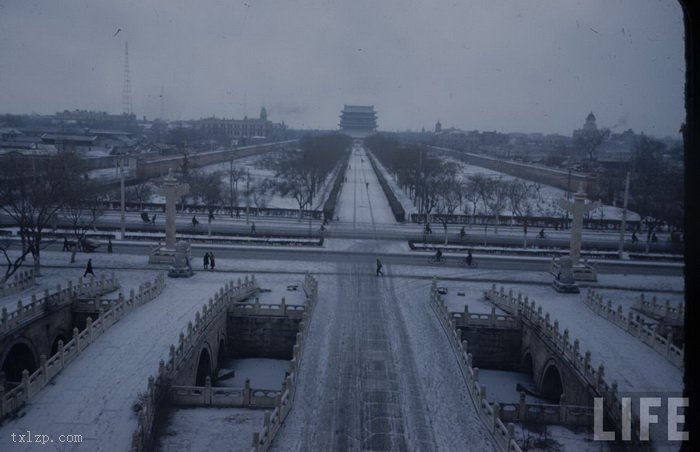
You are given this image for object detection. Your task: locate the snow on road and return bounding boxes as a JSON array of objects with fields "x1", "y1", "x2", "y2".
[
  {"x1": 271, "y1": 148, "x2": 493, "y2": 451},
  {"x1": 336, "y1": 148, "x2": 396, "y2": 225}
]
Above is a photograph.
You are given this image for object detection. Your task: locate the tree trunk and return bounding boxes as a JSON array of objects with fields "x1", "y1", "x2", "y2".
[
  {"x1": 443, "y1": 223, "x2": 448, "y2": 246},
  {"x1": 33, "y1": 251, "x2": 41, "y2": 277}
]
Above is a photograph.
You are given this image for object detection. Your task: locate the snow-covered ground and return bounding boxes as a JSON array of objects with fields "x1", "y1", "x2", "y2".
[
  {"x1": 373, "y1": 149, "x2": 640, "y2": 221},
  {"x1": 217, "y1": 358, "x2": 289, "y2": 389},
  {"x1": 159, "y1": 407, "x2": 267, "y2": 452},
  {"x1": 477, "y1": 369, "x2": 544, "y2": 404}
]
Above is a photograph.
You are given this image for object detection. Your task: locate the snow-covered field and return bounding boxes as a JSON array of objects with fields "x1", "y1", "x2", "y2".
[
  {"x1": 159, "y1": 407, "x2": 267, "y2": 452},
  {"x1": 217, "y1": 358, "x2": 289, "y2": 389},
  {"x1": 374, "y1": 150, "x2": 640, "y2": 221}
]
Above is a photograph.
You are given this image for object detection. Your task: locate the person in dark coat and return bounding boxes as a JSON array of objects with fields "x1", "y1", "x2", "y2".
[
  {"x1": 209, "y1": 252, "x2": 215, "y2": 270},
  {"x1": 376, "y1": 258, "x2": 383, "y2": 276},
  {"x1": 107, "y1": 238, "x2": 113, "y2": 253},
  {"x1": 632, "y1": 231, "x2": 638, "y2": 243},
  {"x1": 203, "y1": 252, "x2": 210, "y2": 269},
  {"x1": 151, "y1": 214, "x2": 157, "y2": 224},
  {"x1": 466, "y1": 250, "x2": 473, "y2": 267},
  {"x1": 63, "y1": 237, "x2": 70, "y2": 252},
  {"x1": 83, "y1": 258, "x2": 95, "y2": 277},
  {"x1": 192, "y1": 216, "x2": 199, "y2": 228}
]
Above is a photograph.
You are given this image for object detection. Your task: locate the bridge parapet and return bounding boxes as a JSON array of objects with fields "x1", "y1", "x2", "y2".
[
  {"x1": 0, "y1": 273, "x2": 164, "y2": 421},
  {"x1": 485, "y1": 284, "x2": 643, "y2": 445},
  {"x1": 171, "y1": 377, "x2": 282, "y2": 409},
  {"x1": 429, "y1": 280, "x2": 523, "y2": 452},
  {"x1": 636, "y1": 293, "x2": 684, "y2": 324},
  {"x1": 451, "y1": 305, "x2": 520, "y2": 329},
  {"x1": 0, "y1": 269, "x2": 34, "y2": 298},
  {"x1": 584, "y1": 289, "x2": 683, "y2": 369},
  {"x1": 0, "y1": 273, "x2": 120, "y2": 337},
  {"x1": 228, "y1": 296, "x2": 306, "y2": 319},
  {"x1": 130, "y1": 275, "x2": 260, "y2": 452}
]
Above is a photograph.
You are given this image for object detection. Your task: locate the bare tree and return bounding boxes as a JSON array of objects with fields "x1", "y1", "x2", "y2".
[
  {"x1": 0, "y1": 237, "x2": 32, "y2": 283},
  {"x1": 483, "y1": 177, "x2": 508, "y2": 238},
  {"x1": 62, "y1": 181, "x2": 105, "y2": 263},
  {"x1": 505, "y1": 180, "x2": 540, "y2": 247},
  {"x1": 124, "y1": 182, "x2": 152, "y2": 210},
  {"x1": 433, "y1": 172, "x2": 464, "y2": 245},
  {"x1": 0, "y1": 151, "x2": 86, "y2": 276}
]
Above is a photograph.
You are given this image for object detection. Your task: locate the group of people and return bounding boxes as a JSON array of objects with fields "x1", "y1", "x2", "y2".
[{"x1": 203, "y1": 252, "x2": 216, "y2": 270}]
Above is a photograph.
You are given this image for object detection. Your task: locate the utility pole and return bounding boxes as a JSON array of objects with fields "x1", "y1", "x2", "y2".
[
  {"x1": 119, "y1": 158, "x2": 126, "y2": 240},
  {"x1": 229, "y1": 158, "x2": 234, "y2": 217},
  {"x1": 617, "y1": 171, "x2": 630, "y2": 257}
]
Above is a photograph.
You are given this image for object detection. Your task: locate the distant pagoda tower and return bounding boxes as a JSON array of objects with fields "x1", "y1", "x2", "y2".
[{"x1": 339, "y1": 105, "x2": 377, "y2": 138}]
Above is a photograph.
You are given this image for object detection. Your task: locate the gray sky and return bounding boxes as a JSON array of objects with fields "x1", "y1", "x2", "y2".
[{"x1": 0, "y1": 0, "x2": 684, "y2": 137}]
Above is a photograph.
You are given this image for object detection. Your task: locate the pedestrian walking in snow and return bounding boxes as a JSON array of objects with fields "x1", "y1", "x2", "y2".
[
  {"x1": 83, "y1": 258, "x2": 95, "y2": 277},
  {"x1": 425, "y1": 223, "x2": 432, "y2": 234},
  {"x1": 151, "y1": 214, "x2": 157, "y2": 224},
  {"x1": 251, "y1": 222, "x2": 256, "y2": 234},
  {"x1": 466, "y1": 250, "x2": 473, "y2": 267},
  {"x1": 192, "y1": 216, "x2": 199, "y2": 228},
  {"x1": 459, "y1": 226, "x2": 466, "y2": 240},
  {"x1": 63, "y1": 237, "x2": 70, "y2": 252},
  {"x1": 107, "y1": 238, "x2": 113, "y2": 253},
  {"x1": 209, "y1": 252, "x2": 215, "y2": 270},
  {"x1": 203, "y1": 252, "x2": 210, "y2": 269},
  {"x1": 376, "y1": 258, "x2": 383, "y2": 276}
]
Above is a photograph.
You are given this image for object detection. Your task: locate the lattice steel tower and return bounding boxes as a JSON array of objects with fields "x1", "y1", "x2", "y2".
[{"x1": 122, "y1": 41, "x2": 133, "y2": 115}]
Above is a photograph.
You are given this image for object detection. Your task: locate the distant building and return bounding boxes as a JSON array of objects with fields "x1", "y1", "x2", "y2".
[
  {"x1": 339, "y1": 105, "x2": 377, "y2": 137},
  {"x1": 198, "y1": 107, "x2": 283, "y2": 143}
]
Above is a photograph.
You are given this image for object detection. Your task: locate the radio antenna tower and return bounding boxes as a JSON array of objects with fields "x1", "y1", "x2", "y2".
[{"x1": 122, "y1": 41, "x2": 133, "y2": 115}]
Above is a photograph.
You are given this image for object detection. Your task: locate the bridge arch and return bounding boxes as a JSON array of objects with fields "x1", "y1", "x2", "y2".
[
  {"x1": 1, "y1": 338, "x2": 39, "y2": 383},
  {"x1": 50, "y1": 331, "x2": 68, "y2": 356},
  {"x1": 540, "y1": 360, "x2": 564, "y2": 402},
  {"x1": 195, "y1": 344, "x2": 213, "y2": 386}
]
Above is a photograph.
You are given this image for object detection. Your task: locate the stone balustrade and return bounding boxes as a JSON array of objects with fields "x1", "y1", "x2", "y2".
[
  {"x1": 499, "y1": 392, "x2": 593, "y2": 426},
  {"x1": 485, "y1": 284, "x2": 643, "y2": 445},
  {"x1": 430, "y1": 280, "x2": 523, "y2": 452},
  {"x1": 171, "y1": 377, "x2": 282, "y2": 409},
  {"x1": 229, "y1": 296, "x2": 306, "y2": 319},
  {"x1": 451, "y1": 305, "x2": 521, "y2": 329},
  {"x1": 584, "y1": 289, "x2": 683, "y2": 369},
  {"x1": 0, "y1": 273, "x2": 120, "y2": 337},
  {"x1": 0, "y1": 269, "x2": 35, "y2": 298},
  {"x1": 250, "y1": 272, "x2": 318, "y2": 452},
  {"x1": 130, "y1": 275, "x2": 261, "y2": 452},
  {"x1": 636, "y1": 293, "x2": 684, "y2": 324},
  {"x1": 0, "y1": 273, "x2": 164, "y2": 420}
]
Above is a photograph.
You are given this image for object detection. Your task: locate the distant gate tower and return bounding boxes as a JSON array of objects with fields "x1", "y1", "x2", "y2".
[{"x1": 339, "y1": 105, "x2": 377, "y2": 138}]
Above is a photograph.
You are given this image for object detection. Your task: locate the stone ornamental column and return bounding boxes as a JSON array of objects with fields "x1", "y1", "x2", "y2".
[
  {"x1": 156, "y1": 169, "x2": 189, "y2": 250},
  {"x1": 558, "y1": 184, "x2": 599, "y2": 265}
]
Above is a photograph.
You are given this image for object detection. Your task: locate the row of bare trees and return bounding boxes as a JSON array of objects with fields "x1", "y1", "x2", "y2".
[
  {"x1": 366, "y1": 135, "x2": 543, "y2": 245},
  {"x1": 0, "y1": 152, "x2": 107, "y2": 281},
  {"x1": 271, "y1": 134, "x2": 350, "y2": 218}
]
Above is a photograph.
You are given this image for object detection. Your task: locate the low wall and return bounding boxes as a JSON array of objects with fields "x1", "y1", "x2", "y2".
[
  {"x1": 170, "y1": 377, "x2": 281, "y2": 409},
  {"x1": 1, "y1": 273, "x2": 120, "y2": 338},
  {"x1": 0, "y1": 269, "x2": 34, "y2": 298},
  {"x1": 584, "y1": 289, "x2": 683, "y2": 369}
]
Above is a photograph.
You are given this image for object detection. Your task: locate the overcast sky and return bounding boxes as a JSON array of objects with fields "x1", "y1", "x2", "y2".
[{"x1": 0, "y1": 0, "x2": 684, "y2": 137}]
